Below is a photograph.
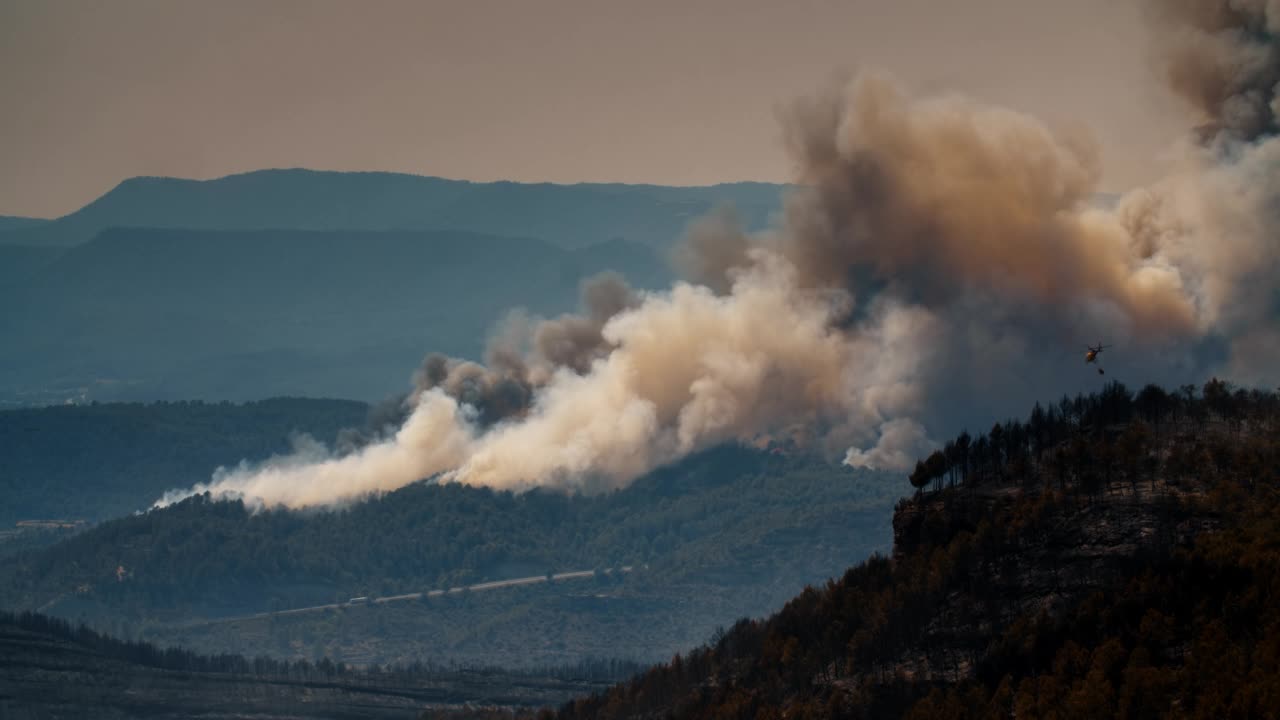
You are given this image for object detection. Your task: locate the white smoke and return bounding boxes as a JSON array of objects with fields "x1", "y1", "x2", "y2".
[
  {"x1": 160, "y1": 253, "x2": 873, "y2": 508},
  {"x1": 844, "y1": 418, "x2": 934, "y2": 473},
  {"x1": 155, "y1": 393, "x2": 474, "y2": 510},
  {"x1": 155, "y1": 5, "x2": 1280, "y2": 510}
]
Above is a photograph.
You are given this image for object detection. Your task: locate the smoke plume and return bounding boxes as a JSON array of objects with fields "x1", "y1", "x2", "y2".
[
  {"x1": 1145, "y1": 0, "x2": 1280, "y2": 141},
  {"x1": 156, "y1": 1, "x2": 1280, "y2": 511},
  {"x1": 406, "y1": 272, "x2": 641, "y2": 427}
]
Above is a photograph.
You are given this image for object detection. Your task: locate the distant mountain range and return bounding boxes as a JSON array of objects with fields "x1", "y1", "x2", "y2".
[
  {"x1": 0, "y1": 227, "x2": 672, "y2": 403},
  {"x1": 0, "y1": 168, "x2": 786, "y2": 249},
  {"x1": 0, "y1": 169, "x2": 786, "y2": 404}
]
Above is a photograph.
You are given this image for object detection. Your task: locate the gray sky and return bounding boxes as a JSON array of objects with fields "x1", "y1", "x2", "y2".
[{"x1": 1, "y1": 0, "x2": 1188, "y2": 218}]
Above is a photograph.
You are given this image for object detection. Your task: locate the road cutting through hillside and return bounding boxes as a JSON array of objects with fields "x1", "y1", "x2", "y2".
[{"x1": 175, "y1": 566, "x2": 633, "y2": 627}]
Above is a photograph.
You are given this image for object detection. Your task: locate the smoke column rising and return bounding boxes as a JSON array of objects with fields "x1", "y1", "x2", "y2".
[{"x1": 155, "y1": 1, "x2": 1280, "y2": 510}]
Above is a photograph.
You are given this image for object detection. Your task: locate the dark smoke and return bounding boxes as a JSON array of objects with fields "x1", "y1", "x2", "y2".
[
  {"x1": 679, "y1": 72, "x2": 1197, "y2": 343},
  {"x1": 532, "y1": 271, "x2": 639, "y2": 373},
  {"x1": 1146, "y1": 0, "x2": 1280, "y2": 142},
  {"x1": 409, "y1": 272, "x2": 640, "y2": 426}
]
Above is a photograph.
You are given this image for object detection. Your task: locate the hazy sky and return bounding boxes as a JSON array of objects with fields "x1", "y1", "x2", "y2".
[{"x1": 2, "y1": 0, "x2": 1189, "y2": 218}]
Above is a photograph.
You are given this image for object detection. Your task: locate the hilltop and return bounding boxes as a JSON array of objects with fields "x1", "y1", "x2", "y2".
[
  {"x1": 552, "y1": 380, "x2": 1280, "y2": 719},
  {"x1": 0, "y1": 169, "x2": 784, "y2": 249}
]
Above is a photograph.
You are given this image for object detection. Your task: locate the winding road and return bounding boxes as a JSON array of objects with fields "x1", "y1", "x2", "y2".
[{"x1": 178, "y1": 566, "x2": 634, "y2": 627}]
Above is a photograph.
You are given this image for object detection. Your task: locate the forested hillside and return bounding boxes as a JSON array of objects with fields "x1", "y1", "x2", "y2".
[
  {"x1": 1, "y1": 445, "x2": 894, "y2": 610},
  {"x1": 1, "y1": 445, "x2": 900, "y2": 666},
  {"x1": 554, "y1": 380, "x2": 1280, "y2": 719},
  {"x1": 0, "y1": 398, "x2": 369, "y2": 524}
]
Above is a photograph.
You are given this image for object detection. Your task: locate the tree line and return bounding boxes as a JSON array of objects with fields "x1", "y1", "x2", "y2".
[{"x1": 908, "y1": 378, "x2": 1279, "y2": 498}]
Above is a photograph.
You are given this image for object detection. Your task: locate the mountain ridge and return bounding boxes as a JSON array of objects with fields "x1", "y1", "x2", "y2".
[
  {"x1": 0, "y1": 168, "x2": 787, "y2": 249},
  {"x1": 0, "y1": 215, "x2": 51, "y2": 232}
]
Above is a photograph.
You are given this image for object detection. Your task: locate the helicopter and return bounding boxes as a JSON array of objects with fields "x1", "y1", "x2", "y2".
[{"x1": 1084, "y1": 343, "x2": 1111, "y2": 374}]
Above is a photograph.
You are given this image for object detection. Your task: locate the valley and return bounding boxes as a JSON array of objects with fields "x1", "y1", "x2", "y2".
[{"x1": 5, "y1": 4, "x2": 1280, "y2": 716}]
